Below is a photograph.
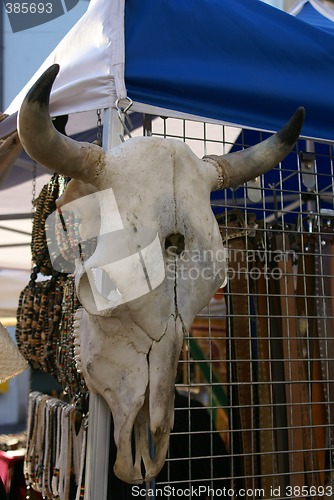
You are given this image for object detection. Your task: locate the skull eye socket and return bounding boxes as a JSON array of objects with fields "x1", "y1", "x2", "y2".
[{"x1": 164, "y1": 232, "x2": 185, "y2": 256}]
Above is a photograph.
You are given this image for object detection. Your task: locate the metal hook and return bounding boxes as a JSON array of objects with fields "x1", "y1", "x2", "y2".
[{"x1": 115, "y1": 97, "x2": 133, "y2": 141}]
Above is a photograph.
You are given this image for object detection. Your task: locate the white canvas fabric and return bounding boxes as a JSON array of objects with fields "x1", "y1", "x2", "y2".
[
  {"x1": 5, "y1": 0, "x2": 127, "y2": 117},
  {"x1": 290, "y1": 0, "x2": 334, "y2": 20}
]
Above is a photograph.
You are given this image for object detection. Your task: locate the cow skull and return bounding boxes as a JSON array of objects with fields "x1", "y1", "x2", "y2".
[{"x1": 18, "y1": 64, "x2": 304, "y2": 484}]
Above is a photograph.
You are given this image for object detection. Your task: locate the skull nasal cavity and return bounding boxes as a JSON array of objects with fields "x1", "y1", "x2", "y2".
[{"x1": 165, "y1": 233, "x2": 185, "y2": 256}]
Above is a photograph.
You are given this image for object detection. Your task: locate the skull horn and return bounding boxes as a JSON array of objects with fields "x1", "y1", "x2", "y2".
[
  {"x1": 204, "y1": 107, "x2": 305, "y2": 190},
  {"x1": 18, "y1": 64, "x2": 106, "y2": 182}
]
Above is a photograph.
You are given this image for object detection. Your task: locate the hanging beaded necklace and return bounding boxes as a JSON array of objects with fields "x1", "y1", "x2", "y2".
[{"x1": 16, "y1": 173, "x2": 88, "y2": 400}]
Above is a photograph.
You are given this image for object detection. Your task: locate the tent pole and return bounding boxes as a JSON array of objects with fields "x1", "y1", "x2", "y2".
[
  {"x1": 84, "y1": 394, "x2": 111, "y2": 500},
  {"x1": 84, "y1": 108, "x2": 123, "y2": 500}
]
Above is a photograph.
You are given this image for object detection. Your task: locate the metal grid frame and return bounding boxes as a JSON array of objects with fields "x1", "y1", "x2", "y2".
[{"x1": 138, "y1": 114, "x2": 334, "y2": 499}]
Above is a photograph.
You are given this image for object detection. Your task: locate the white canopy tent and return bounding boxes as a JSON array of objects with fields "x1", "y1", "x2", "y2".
[
  {"x1": 0, "y1": 0, "x2": 239, "y2": 317},
  {"x1": 4, "y1": 0, "x2": 127, "y2": 121}
]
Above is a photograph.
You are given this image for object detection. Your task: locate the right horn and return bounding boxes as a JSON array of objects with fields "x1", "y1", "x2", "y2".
[
  {"x1": 18, "y1": 64, "x2": 106, "y2": 183},
  {"x1": 204, "y1": 107, "x2": 305, "y2": 190}
]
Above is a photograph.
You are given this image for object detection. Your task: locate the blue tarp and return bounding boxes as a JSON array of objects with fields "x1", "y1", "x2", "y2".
[
  {"x1": 1, "y1": 0, "x2": 334, "y2": 143},
  {"x1": 124, "y1": 0, "x2": 334, "y2": 142},
  {"x1": 215, "y1": 2, "x2": 334, "y2": 215}
]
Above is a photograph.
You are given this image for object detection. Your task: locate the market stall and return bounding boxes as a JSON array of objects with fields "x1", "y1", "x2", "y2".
[{"x1": 1, "y1": 0, "x2": 334, "y2": 498}]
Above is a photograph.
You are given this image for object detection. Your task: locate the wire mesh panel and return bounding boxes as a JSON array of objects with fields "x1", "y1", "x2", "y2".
[{"x1": 137, "y1": 114, "x2": 334, "y2": 499}]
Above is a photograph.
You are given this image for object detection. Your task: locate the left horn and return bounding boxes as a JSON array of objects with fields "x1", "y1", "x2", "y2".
[
  {"x1": 204, "y1": 107, "x2": 305, "y2": 190},
  {"x1": 18, "y1": 64, "x2": 106, "y2": 182}
]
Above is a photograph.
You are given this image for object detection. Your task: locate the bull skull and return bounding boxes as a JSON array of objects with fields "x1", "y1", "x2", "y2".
[{"x1": 18, "y1": 64, "x2": 304, "y2": 484}]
